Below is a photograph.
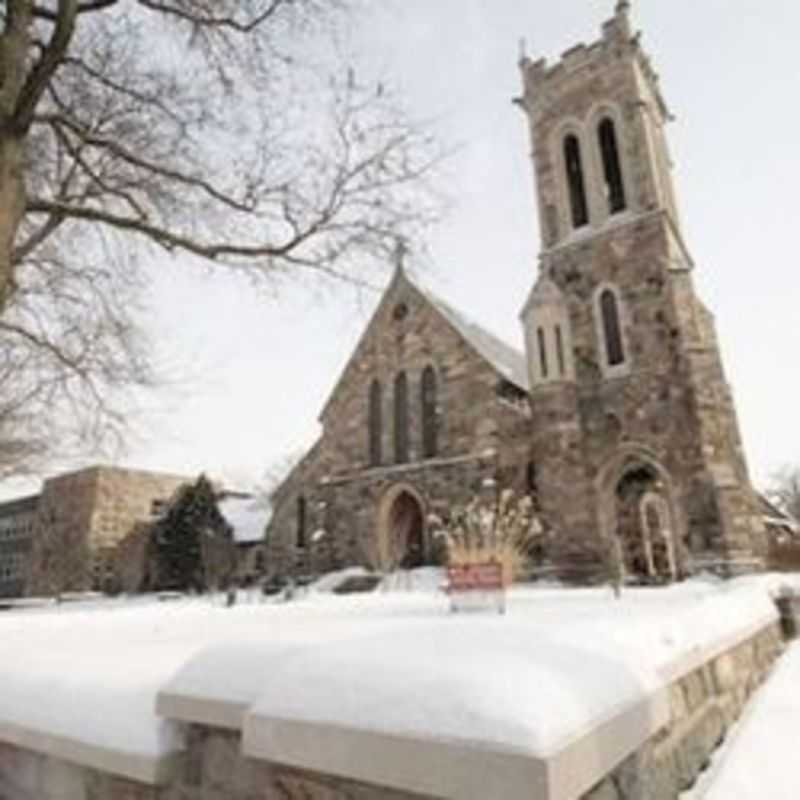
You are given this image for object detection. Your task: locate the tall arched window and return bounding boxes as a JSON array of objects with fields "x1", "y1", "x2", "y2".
[
  {"x1": 296, "y1": 496, "x2": 307, "y2": 550},
  {"x1": 394, "y1": 371, "x2": 409, "y2": 463},
  {"x1": 368, "y1": 379, "x2": 382, "y2": 466},
  {"x1": 600, "y1": 289, "x2": 625, "y2": 367},
  {"x1": 536, "y1": 327, "x2": 548, "y2": 379},
  {"x1": 598, "y1": 118, "x2": 627, "y2": 214},
  {"x1": 555, "y1": 324, "x2": 566, "y2": 377},
  {"x1": 526, "y1": 461, "x2": 539, "y2": 498},
  {"x1": 564, "y1": 134, "x2": 589, "y2": 228},
  {"x1": 421, "y1": 365, "x2": 438, "y2": 459}
]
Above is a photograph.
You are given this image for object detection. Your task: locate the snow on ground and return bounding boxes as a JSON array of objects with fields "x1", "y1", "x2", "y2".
[
  {"x1": 0, "y1": 572, "x2": 788, "y2": 768},
  {"x1": 683, "y1": 641, "x2": 800, "y2": 800},
  {"x1": 308, "y1": 566, "x2": 373, "y2": 593}
]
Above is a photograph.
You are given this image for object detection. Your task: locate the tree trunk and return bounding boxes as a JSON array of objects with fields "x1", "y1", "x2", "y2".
[{"x1": 0, "y1": 132, "x2": 26, "y2": 311}]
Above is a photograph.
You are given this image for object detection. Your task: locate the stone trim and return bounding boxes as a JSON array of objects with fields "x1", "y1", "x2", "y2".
[
  {"x1": 155, "y1": 691, "x2": 246, "y2": 733},
  {"x1": 242, "y1": 692, "x2": 669, "y2": 800},
  {"x1": 657, "y1": 610, "x2": 778, "y2": 686},
  {"x1": 0, "y1": 719, "x2": 174, "y2": 786},
  {"x1": 321, "y1": 450, "x2": 495, "y2": 487},
  {"x1": 551, "y1": 117, "x2": 594, "y2": 236},
  {"x1": 584, "y1": 101, "x2": 635, "y2": 224}
]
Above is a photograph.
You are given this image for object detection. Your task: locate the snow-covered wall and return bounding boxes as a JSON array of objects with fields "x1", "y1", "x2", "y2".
[{"x1": 0, "y1": 577, "x2": 790, "y2": 800}]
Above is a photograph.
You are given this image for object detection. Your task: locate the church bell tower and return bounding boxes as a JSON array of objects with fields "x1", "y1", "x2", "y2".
[{"x1": 517, "y1": 2, "x2": 766, "y2": 577}]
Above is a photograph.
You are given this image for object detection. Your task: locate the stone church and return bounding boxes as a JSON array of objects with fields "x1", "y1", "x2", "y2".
[{"x1": 266, "y1": 2, "x2": 767, "y2": 581}]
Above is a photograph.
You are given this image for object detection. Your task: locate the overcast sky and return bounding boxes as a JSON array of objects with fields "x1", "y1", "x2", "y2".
[{"x1": 5, "y1": 0, "x2": 799, "y2": 498}]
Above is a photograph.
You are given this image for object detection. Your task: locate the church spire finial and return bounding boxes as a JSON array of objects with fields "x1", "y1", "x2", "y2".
[{"x1": 393, "y1": 237, "x2": 408, "y2": 275}]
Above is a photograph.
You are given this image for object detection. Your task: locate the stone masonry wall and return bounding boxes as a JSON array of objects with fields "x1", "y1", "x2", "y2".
[
  {"x1": 583, "y1": 622, "x2": 784, "y2": 800},
  {"x1": 0, "y1": 732, "x2": 430, "y2": 800},
  {"x1": 517, "y1": 4, "x2": 766, "y2": 573},
  {"x1": 88, "y1": 467, "x2": 188, "y2": 552},
  {"x1": 0, "y1": 622, "x2": 783, "y2": 800},
  {"x1": 266, "y1": 271, "x2": 533, "y2": 577},
  {"x1": 27, "y1": 469, "x2": 98, "y2": 594},
  {"x1": 27, "y1": 467, "x2": 189, "y2": 595}
]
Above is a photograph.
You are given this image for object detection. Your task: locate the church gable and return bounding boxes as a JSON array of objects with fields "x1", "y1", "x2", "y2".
[
  {"x1": 321, "y1": 270, "x2": 526, "y2": 423},
  {"x1": 318, "y1": 267, "x2": 529, "y2": 473}
]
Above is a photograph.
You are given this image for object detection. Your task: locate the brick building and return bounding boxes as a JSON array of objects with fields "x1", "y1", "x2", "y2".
[
  {"x1": 266, "y1": 2, "x2": 768, "y2": 581},
  {"x1": 0, "y1": 465, "x2": 189, "y2": 596}
]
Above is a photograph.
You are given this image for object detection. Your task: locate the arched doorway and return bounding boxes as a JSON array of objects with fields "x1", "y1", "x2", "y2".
[
  {"x1": 390, "y1": 492, "x2": 425, "y2": 568},
  {"x1": 614, "y1": 465, "x2": 676, "y2": 581},
  {"x1": 376, "y1": 485, "x2": 426, "y2": 570}
]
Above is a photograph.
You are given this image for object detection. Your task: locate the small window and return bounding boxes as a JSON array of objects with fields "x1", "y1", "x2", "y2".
[
  {"x1": 421, "y1": 365, "x2": 438, "y2": 459},
  {"x1": 368, "y1": 379, "x2": 382, "y2": 467},
  {"x1": 600, "y1": 289, "x2": 626, "y2": 367},
  {"x1": 393, "y1": 302, "x2": 409, "y2": 322},
  {"x1": 564, "y1": 134, "x2": 589, "y2": 228},
  {"x1": 526, "y1": 462, "x2": 538, "y2": 497},
  {"x1": 537, "y1": 327, "x2": 548, "y2": 379},
  {"x1": 555, "y1": 325, "x2": 566, "y2": 377},
  {"x1": 296, "y1": 496, "x2": 307, "y2": 549},
  {"x1": 598, "y1": 118, "x2": 627, "y2": 214},
  {"x1": 394, "y1": 372, "x2": 409, "y2": 463}
]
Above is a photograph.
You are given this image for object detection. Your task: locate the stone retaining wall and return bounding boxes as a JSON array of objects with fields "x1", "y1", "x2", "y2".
[
  {"x1": 584, "y1": 622, "x2": 784, "y2": 800},
  {"x1": 0, "y1": 623, "x2": 785, "y2": 800}
]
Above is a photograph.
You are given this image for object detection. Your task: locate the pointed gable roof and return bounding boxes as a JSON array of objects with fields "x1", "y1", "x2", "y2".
[
  {"x1": 417, "y1": 285, "x2": 529, "y2": 391},
  {"x1": 319, "y1": 266, "x2": 528, "y2": 420}
]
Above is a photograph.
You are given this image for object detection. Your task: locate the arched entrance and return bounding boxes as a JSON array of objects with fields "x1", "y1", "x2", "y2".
[
  {"x1": 614, "y1": 466, "x2": 676, "y2": 581},
  {"x1": 376, "y1": 485, "x2": 426, "y2": 570},
  {"x1": 596, "y1": 446, "x2": 683, "y2": 583}
]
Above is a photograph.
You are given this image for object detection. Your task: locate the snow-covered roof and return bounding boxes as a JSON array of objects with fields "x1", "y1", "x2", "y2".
[
  {"x1": 757, "y1": 493, "x2": 800, "y2": 533},
  {"x1": 219, "y1": 495, "x2": 270, "y2": 544},
  {"x1": 419, "y1": 285, "x2": 530, "y2": 391}
]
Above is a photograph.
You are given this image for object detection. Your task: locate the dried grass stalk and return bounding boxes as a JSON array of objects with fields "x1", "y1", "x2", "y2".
[{"x1": 433, "y1": 489, "x2": 542, "y2": 585}]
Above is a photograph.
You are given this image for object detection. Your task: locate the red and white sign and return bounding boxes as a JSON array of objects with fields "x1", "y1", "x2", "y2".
[
  {"x1": 446, "y1": 563, "x2": 503, "y2": 592},
  {"x1": 445, "y1": 562, "x2": 506, "y2": 614}
]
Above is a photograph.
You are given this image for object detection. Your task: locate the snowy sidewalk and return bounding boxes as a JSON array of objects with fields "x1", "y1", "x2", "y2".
[{"x1": 690, "y1": 640, "x2": 800, "y2": 800}]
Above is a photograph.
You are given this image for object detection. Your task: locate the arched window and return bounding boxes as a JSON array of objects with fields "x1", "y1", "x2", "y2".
[
  {"x1": 296, "y1": 496, "x2": 307, "y2": 550},
  {"x1": 600, "y1": 289, "x2": 625, "y2": 367},
  {"x1": 563, "y1": 134, "x2": 589, "y2": 228},
  {"x1": 555, "y1": 324, "x2": 566, "y2": 377},
  {"x1": 526, "y1": 461, "x2": 539, "y2": 498},
  {"x1": 598, "y1": 118, "x2": 627, "y2": 214},
  {"x1": 368, "y1": 379, "x2": 382, "y2": 466},
  {"x1": 421, "y1": 365, "x2": 438, "y2": 459},
  {"x1": 536, "y1": 327, "x2": 548, "y2": 379},
  {"x1": 394, "y1": 372, "x2": 409, "y2": 463}
]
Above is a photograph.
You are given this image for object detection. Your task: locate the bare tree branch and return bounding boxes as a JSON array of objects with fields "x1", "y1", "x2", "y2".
[
  {"x1": 0, "y1": 0, "x2": 443, "y2": 478},
  {"x1": 32, "y1": 1, "x2": 120, "y2": 22},
  {"x1": 15, "y1": 0, "x2": 79, "y2": 131}
]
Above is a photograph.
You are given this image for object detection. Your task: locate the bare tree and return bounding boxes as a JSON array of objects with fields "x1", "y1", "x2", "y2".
[
  {"x1": 768, "y1": 466, "x2": 800, "y2": 523},
  {"x1": 0, "y1": 1, "x2": 441, "y2": 478},
  {"x1": 0, "y1": 1, "x2": 441, "y2": 312},
  {"x1": 0, "y1": 227, "x2": 154, "y2": 479}
]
